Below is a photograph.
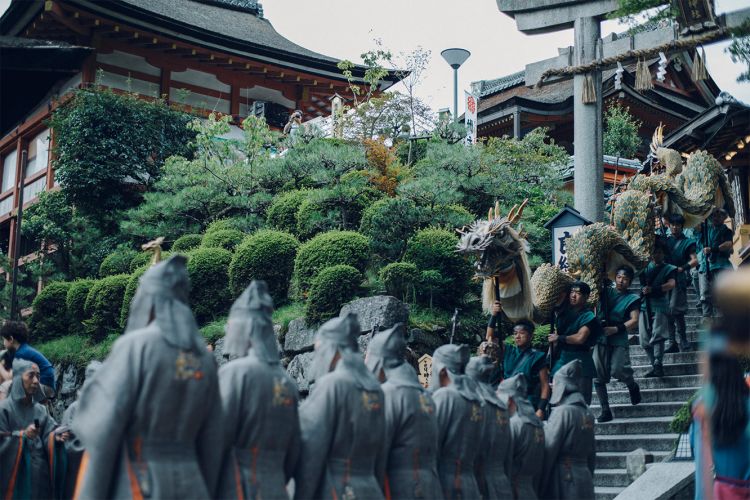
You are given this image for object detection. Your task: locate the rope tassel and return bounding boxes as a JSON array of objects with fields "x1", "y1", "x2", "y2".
[
  {"x1": 635, "y1": 59, "x2": 654, "y2": 92},
  {"x1": 692, "y1": 47, "x2": 707, "y2": 81},
  {"x1": 582, "y1": 73, "x2": 597, "y2": 104}
]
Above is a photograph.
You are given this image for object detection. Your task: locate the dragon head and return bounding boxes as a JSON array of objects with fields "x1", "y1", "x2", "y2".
[
  {"x1": 456, "y1": 199, "x2": 530, "y2": 279},
  {"x1": 651, "y1": 124, "x2": 683, "y2": 177}
]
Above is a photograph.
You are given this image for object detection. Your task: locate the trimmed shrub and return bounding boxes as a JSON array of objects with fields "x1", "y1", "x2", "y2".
[
  {"x1": 99, "y1": 249, "x2": 138, "y2": 277},
  {"x1": 360, "y1": 197, "x2": 423, "y2": 262},
  {"x1": 129, "y1": 251, "x2": 171, "y2": 273},
  {"x1": 29, "y1": 282, "x2": 72, "y2": 341},
  {"x1": 201, "y1": 229, "x2": 244, "y2": 252},
  {"x1": 66, "y1": 279, "x2": 95, "y2": 335},
  {"x1": 404, "y1": 228, "x2": 473, "y2": 307},
  {"x1": 204, "y1": 218, "x2": 251, "y2": 235},
  {"x1": 379, "y1": 262, "x2": 420, "y2": 302},
  {"x1": 428, "y1": 204, "x2": 475, "y2": 230},
  {"x1": 266, "y1": 190, "x2": 309, "y2": 234},
  {"x1": 119, "y1": 266, "x2": 148, "y2": 328},
  {"x1": 172, "y1": 234, "x2": 202, "y2": 252},
  {"x1": 305, "y1": 265, "x2": 361, "y2": 325},
  {"x1": 295, "y1": 188, "x2": 376, "y2": 241},
  {"x1": 293, "y1": 230, "x2": 369, "y2": 295},
  {"x1": 229, "y1": 230, "x2": 299, "y2": 303},
  {"x1": 187, "y1": 247, "x2": 233, "y2": 323},
  {"x1": 84, "y1": 274, "x2": 129, "y2": 341}
]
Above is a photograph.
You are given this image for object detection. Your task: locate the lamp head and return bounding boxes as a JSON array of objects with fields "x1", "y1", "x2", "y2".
[{"x1": 441, "y1": 48, "x2": 471, "y2": 69}]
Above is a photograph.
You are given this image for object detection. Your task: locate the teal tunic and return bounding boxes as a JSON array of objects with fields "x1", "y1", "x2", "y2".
[
  {"x1": 639, "y1": 263, "x2": 677, "y2": 314},
  {"x1": 597, "y1": 287, "x2": 640, "y2": 347},
  {"x1": 705, "y1": 223, "x2": 734, "y2": 272},
  {"x1": 552, "y1": 307, "x2": 599, "y2": 378},
  {"x1": 666, "y1": 234, "x2": 697, "y2": 287},
  {"x1": 503, "y1": 346, "x2": 546, "y2": 409}
]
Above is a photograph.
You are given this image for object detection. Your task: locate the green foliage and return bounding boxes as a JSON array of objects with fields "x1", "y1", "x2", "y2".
[
  {"x1": 119, "y1": 266, "x2": 148, "y2": 328},
  {"x1": 129, "y1": 252, "x2": 154, "y2": 273},
  {"x1": 229, "y1": 230, "x2": 299, "y2": 303},
  {"x1": 66, "y1": 279, "x2": 94, "y2": 335},
  {"x1": 84, "y1": 274, "x2": 129, "y2": 341},
  {"x1": 50, "y1": 88, "x2": 194, "y2": 217},
  {"x1": 404, "y1": 228, "x2": 473, "y2": 307},
  {"x1": 293, "y1": 230, "x2": 370, "y2": 295},
  {"x1": 99, "y1": 248, "x2": 138, "y2": 277},
  {"x1": 201, "y1": 229, "x2": 245, "y2": 252},
  {"x1": 305, "y1": 265, "x2": 362, "y2": 325},
  {"x1": 670, "y1": 391, "x2": 699, "y2": 433},
  {"x1": 428, "y1": 204, "x2": 474, "y2": 230},
  {"x1": 727, "y1": 20, "x2": 750, "y2": 83},
  {"x1": 200, "y1": 317, "x2": 227, "y2": 345},
  {"x1": 187, "y1": 247, "x2": 233, "y2": 323},
  {"x1": 603, "y1": 104, "x2": 643, "y2": 158},
  {"x1": 609, "y1": 1, "x2": 673, "y2": 25},
  {"x1": 266, "y1": 190, "x2": 310, "y2": 234},
  {"x1": 29, "y1": 282, "x2": 72, "y2": 342},
  {"x1": 272, "y1": 301, "x2": 305, "y2": 336},
  {"x1": 172, "y1": 234, "x2": 203, "y2": 252},
  {"x1": 379, "y1": 262, "x2": 419, "y2": 302},
  {"x1": 359, "y1": 197, "x2": 422, "y2": 262},
  {"x1": 205, "y1": 218, "x2": 249, "y2": 235}
]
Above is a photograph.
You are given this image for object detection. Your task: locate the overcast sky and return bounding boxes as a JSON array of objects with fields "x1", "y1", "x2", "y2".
[{"x1": 2, "y1": 0, "x2": 748, "y2": 116}]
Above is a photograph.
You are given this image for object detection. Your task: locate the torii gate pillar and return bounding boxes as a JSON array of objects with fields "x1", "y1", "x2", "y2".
[{"x1": 497, "y1": 1, "x2": 619, "y2": 222}]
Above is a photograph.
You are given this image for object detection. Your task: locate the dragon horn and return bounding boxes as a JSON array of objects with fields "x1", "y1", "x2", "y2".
[
  {"x1": 507, "y1": 203, "x2": 519, "y2": 222},
  {"x1": 494, "y1": 201, "x2": 500, "y2": 219},
  {"x1": 650, "y1": 123, "x2": 664, "y2": 155},
  {"x1": 509, "y1": 198, "x2": 529, "y2": 224},
  {"x1": 488, "y1": 207, "x2": 492, "y2": 222}
]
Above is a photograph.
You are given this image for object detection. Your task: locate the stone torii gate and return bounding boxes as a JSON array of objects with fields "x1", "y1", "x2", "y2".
[{"x1": 496, "y1": 0, "x2": 750, "y2": 222}]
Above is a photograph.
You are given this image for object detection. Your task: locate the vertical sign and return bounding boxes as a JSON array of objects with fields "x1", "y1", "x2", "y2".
[
  {"x1": 417, "y1": 354, "x2": 432, "y2": 388},
  {"x1": 553, "y1": 225, "x2": 584, "y2": 270},
  {"x1": 464, "y1": 91, "x2": 478, "y2": 145}
]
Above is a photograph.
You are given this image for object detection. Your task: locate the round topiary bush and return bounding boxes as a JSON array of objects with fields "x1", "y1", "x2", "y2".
[
  {"x1": 99, "y1": 249, "x2": 138, "y2": 277},
  {"x1": 84, "y1": 274, "x2": 129, "y2": 341},
  {"x1": 266, "y1": 190, "x2": 310, "y2": 235},
  {"x1": 229, "y1": 230, "x2": 299, "y2": 304},
  {"x1": 187, "y1": 247, "x2": 233, "y2": 323},
  {"x1": 66, "y1": 279, "x2": 94, "y2": 335},
  {"x1": 29, "y1": 281, "x2": 72, "y2": 341},
  {"x1": 379, "y1": 262, "x2": 420, "y2": 302},
  {"x1": 305, "y1": 265, "x2": 361, "y2": 325},
  {"x1": 201, "y1": 229, "x2": 245, "y2": 252},
  {"x1": 129, "y1": 251, "x2": 171, "y2": 273},
  {"x1": 172, "y1": 234, "x2": 202, "y2": 252},
  {"x1": 359, "y1": 197, "x2": 423, "y2": 262},
  {"x1": 119, "y1": 266, "x2": 149, "y2": 328},
  {"x1": 293, "y1": 230, "x2": 369, "y2": 295},
  {"x1": 404, "y1": 228, "x2": 473, "y2": 306}
]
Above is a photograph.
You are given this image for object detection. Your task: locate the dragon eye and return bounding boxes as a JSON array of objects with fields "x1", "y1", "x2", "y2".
[{"x1": 472, "y1": 236, "x2": 481, "y2": 246}]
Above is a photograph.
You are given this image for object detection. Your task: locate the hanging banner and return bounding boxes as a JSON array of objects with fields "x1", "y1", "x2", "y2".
[{"x1": 464, "y1": 91, "x2": 479, "y2": 145}]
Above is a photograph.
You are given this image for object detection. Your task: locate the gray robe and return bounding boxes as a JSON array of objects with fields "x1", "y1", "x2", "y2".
[
  {"x1": 62, "y1": 400, "x2": 83, "y2": 500},
  {"x1": 476, "y1": 396, "x2": 513, "y2": 500},
  {"x1": 433, "y1": 381, "x2": 483, "y2": 500},
  {"x1": 0, "y1": 396, "x2": 58, "y2": 499},
  {"x1": 71, "y1": 323, "x2": 224, "y2": 499},
  {"x1": 218, "y1": 350, "x2": 300, "y2": 499},
  {"x1": 295, "y1": 355, "x2": 386, "y2": 500},
  {"x1": 508, "y1": 414, "x2": 545, "y2": 500},
  {"x1": 376, "y1": 363, "x2": 443, "y2": 500},
  {"x1": 542, "y1": 393, "x2": 596, "y2": 500}
]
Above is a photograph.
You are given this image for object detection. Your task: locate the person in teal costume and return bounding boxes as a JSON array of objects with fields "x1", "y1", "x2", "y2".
[
  {"x1": 638, "y1": 238, "x2": 677, "y2": 378},
  {"x1": 593, "y1": 267, "x2": 642, "y2": 423},
  {"x1": 664, "y1": 214, "x2": 698, "y2": 353},
  {"x1": 698, "y1": 207, "x2": 735, "y2": 319},
  {"x1": 548, "y1": 281, "x2": 601, "y2": 405},
  {"x1": 503, "y1": 319, "x2": 550, "y2": 418}
]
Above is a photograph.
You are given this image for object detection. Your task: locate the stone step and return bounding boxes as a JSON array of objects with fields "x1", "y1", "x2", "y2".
[
  {"x1": 595, "y1": 451, "x2": 671, "y2": 469},
  {"x1": 631, "y1": 362, "x2": 702, "y2": 378},
  {"x1": 628, "y1": 342, "x2": 701, "y2": 357},
  {"x1": 594, "y1": 468, "x2": 631, "y2": 488},
  {"x1": 595, "y1": 416, "x2": 674, "y2": 435},
  {"x1": 590, "y1": 401, "x2": 683, "y2": 418},
  {"x1": 629, "y1": 350, "x2": 703, "y2": 366},
  {"x1": 608, "y1": 374, "x2": 701, "y2": 391},
  {"x1": 593, "y1": 387, "x2": 698, "y2": 405},
  {"x1": 594, "y1": 485, "x2": 626, "y2": 500},
  {"x1": 595, "y1": 433, "x2": 678, "y2": 452}
]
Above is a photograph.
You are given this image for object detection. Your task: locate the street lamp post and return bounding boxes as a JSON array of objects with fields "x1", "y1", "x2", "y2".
[{"x1": 440, "y1": 48, "x2": 471, "y2": 123}]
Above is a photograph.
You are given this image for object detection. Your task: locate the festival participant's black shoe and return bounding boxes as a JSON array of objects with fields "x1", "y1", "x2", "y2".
[
  {"x1": 597, "y1": 409, "x2": 613, "y2": 423},
  {"x1": 653, "y1": 365, "x2": 665, "y2": 377},
  {"x1": 645, "y1": 368, "x2": 658, "y2": 378},
  {"x1": 665, "y1": 343, "x2": 679, "y2": 354},
  {"x1": 628, "y1": 383, "x2": 642, "y2": 406}
]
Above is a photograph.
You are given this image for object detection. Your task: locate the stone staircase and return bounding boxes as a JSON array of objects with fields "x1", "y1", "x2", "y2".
[{"x1": 592, "y1": 289, "x2": 703, "y2": 500}]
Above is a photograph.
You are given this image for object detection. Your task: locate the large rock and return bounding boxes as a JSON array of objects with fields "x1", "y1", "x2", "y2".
[
  {"x1": 340, "y1": 296, "x2": 409, "y2": 334},
  {"x1": 287, "y1": 351, "x2": 315, "y2": 393},
  {"x1": 284, "y1": 318, "x2": 316, "y2": 354}
]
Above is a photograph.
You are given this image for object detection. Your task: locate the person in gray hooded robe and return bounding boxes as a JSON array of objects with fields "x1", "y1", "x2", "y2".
[
  {"x1": 430, "y1": 344, "x2": 483, "y2": 500},
  {"x1": 61, "y1": 360, "x2": 102, "y2": 500},
  {"x1": 497, "y1": 373, "x2": 545, "y2": 500},
  {"x1": 541, "y1": 359, "x2": 596, "y2": 500},
  {"x1": 466, "y1": 356, "x2": 513, "y2": 500},
  {"x1": 71, "y1": 255, "x2": 224, "y2": 499},
  {"x1": 365, "y1": 323, "x2": 442, "y2": 500},
  {"x1": 0, "y1": 359, "x2": 69, "y2": 499},
  {"x1": 295, "y1": 313, "x2": 385, "y2": 500},
  {"x1": 218, "y1": 281, "x2": 300, "y2": 499}
]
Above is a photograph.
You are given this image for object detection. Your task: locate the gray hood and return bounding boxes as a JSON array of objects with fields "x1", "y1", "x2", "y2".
[
  {"x1": 10, "y1": 358, "x2": 45, "y2": 403},
  {"x1": 223, "y1": 280, "x2": 279, "y2": 363},
  {"x1": 497, "y1": 373, "x2": 541, "y2": 427},
  {"x1": 430, "y1": 344, "x2": 481, "y2": 402},
  {"x1": 466, "y1": 356, "x2": 506, "y2": 409},
  {"x1": 550, "y1": 359, "x2": 586, "y2": 406},
  {"x1": 365, "y1": 323, "x2": 407, "y2": 375}
]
